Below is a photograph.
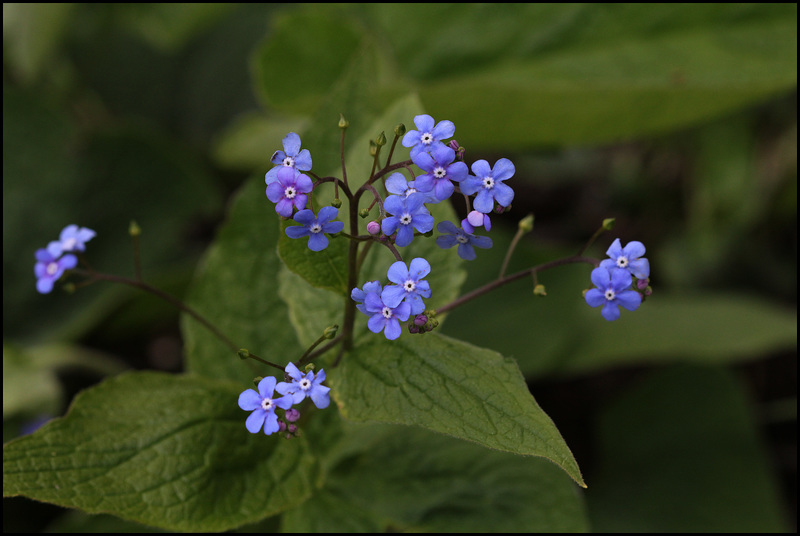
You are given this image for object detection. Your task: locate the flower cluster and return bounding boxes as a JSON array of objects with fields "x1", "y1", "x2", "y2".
[
  {"x1": 265, "y1": 133, "x2": 344, "y2": 250},
  {"x1": 585, "y1": 239, "x2": 651, "y2": 321},
  {"x1": 34, "y1": 225, "x2": 95, "y2": 294},
  {"x1": 351, "y1": 258, "x2": 432, "y2": 340},
  {"x1": 238, "y1": 362, "x2": 330, "y2": 436}
]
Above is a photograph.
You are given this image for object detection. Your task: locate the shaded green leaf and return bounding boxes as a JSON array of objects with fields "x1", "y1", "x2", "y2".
[
  {"x1": 332, "y1": 333, "x2": 585, "y2": 486},
  {"x1": 182, "y1": 176, "x2": 304, "y2": 384},
  {"x1": 586, "y1": 365, "x2": 787, "y2": 532},
  {"x1": 278, "y1": 217, "x2": 350, "y2": 296},
  {"x1": 2, "y1": 371, "x2": 317, "y2": 532}
]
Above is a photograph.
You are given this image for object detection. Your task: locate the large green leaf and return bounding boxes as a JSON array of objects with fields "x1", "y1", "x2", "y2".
[
  {"x1": 284, "y1": 424, "x2": 588, "y2": 532},
  {"x1": 2, "y1": 371, "x2": 317, "y2": 532},
  {"x1": 332, "y1": 333, "x2": 585, "y2": 486},
  {"x1": 182, "y1": 175, "x2": 305, "y2": 384},
  {"x1": 586, "y1": 365, "x2": 787, "y2": 531}
]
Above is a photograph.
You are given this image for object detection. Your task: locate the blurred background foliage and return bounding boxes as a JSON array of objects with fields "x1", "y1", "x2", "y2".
[{"x1": 3, "y1": 3, "x2": 796, "y2": 532}]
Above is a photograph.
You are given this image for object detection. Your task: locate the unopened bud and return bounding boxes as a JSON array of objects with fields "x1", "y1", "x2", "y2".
[
  {"x1": 62, "y1": 283, "x2": 76, "y2": 294},
  {"x1": 278, "y1": 420, "x2": 287, "y2": 432},
  {"x1": 238, "y1": 348, "x2": 250, "y2": 360},
  {"x1": 519, "y1": 214, "x2": 534, "y2": 233},
  {"x1": 359, "y1": 208, "x2": 371, "y2": 219},
  {"x1": 394, "y1": 123, "x2": 406, "y2": 137},
  {"x1": 369, "y1": 140, "x2": 378, "y2": 157},
  {"x1": 602, "y1": 218, "x2": 616, "y2": 231},
  {"x1": 376, "y1": 131, "x2": 386, "y2": 147},
  {"x1": 129, "y1": 220, "x2": 141, "y2": 237},
  {"x1": 408, "y1": 323, "x2": 420, "y2": 334},
  {"x1": 287, "y1": 424, "x2": 297, "y2": 434},
  {"x1": 252, "y1": 376, "x2": 263, "y2": 388},
  {"x1": 338, "y1": 114, "x2": 349, "y2": 129},
  {"x1": 367, "y1": 221, "x2": 380, "y2": 235},
  {"x1": 323, "y1": 325, "x2": 338, "y2": 339},
  {"x1": 331, "y1": 198, "x2": 343, "y2": 209},
  {"x1": 533, "y1": 284, "x2": 547, "y2": 297},
  {"x1": 414, "y1": 314, "x2": 428, "y2": 326},
  {"x1": 636, "y1": 278, "x2": 650, "y2": 291},
  {"x1": 285, "y1": 408, "x2": 300, "y2": 422}
]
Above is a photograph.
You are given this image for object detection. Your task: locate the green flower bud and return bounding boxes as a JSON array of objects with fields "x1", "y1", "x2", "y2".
[
  {"x1": 323, "y1": 325, "x2": 339, "y2": 339},
  {"x1": 602, "y1": 218, "x2": 616, "y2": 231},
  {"x1": 369, "y1": 140, "x2": 378, "y2": 157},
  {"x1": 518, "y1": 213, "x2": 534, "y2": 233},
  {"x1": 338, "y1": 114, "x2": 349, "y2": 129},
  {"x1": 394, "y1": 123, "x2": 406, "y2": 137},
  {"x1": 129, "y1": 220, "x2": 141, "y2": 237},
  {"x1": 238, "y1": 348, "x2": 250, "y2": 360},
  {"x1": 62, "y1": 282, "x2": 76, "y2": 294},
  {"x1": 331, "y1": 198, "x2": 343, "y2": 209},
  {"x1": 533, "y1": 284, "x2": 547, "y2": 297},
  {"x1": 376, "y1": 131, "x2": 387, "y2": 147},
  {"x1": 359, "y1": 208, "x2": 370, "y2": 219}
]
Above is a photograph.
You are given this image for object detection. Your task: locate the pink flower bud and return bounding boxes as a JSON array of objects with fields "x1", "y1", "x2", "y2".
[{"x1": 367, "y1": 221, "x2": 380, "y2": 235}]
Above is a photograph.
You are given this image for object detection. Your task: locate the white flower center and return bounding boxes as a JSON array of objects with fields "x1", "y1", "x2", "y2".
[
  {"x1": 403, "y1": 279, "x2": 416, "y2": 292},
  {"x1": 284, "y1": 186, "x2": 296, "y2": 199},
  {"x1": 299, "y1": 378, "x2": 311, "y2": 391},
  {"x1": 616, "y1": 256, "x2": 629, "y2": 268},
  {"x1": 399, "y1": 213, "x2": 413, "y2": 225},
  {"x1": 604, "y1": 289, "x2": 616, "y2": 301},
  {"x1": 309, "y1": 223, "x2": 322, "y2": 234},
  {"x1": 420, "y1": 132, "x2": 433, "y2": 145},
  {"x1": 405, "y1": 188, "x2": 417, "y2": 197},
  {"x1": 381, "y1": 306, "x2": 393, "y2": 319},
  {"x1": 433, "y1": 166, "x2": 447, "y2": 179},
  {"x1": 482, "y1": 176, "x2": 495, "y2": 189},
  {"x1": 46, "y1": 262, "x2": 59, "y2": 276},
  {"x1": 62, "y1": 238, "x2": 77, "y2": 250},
  {"x1": 456, "y1": 234, "x2": 469, "y2": 244},
  {"x1": 260, "y1": 398, "x2": 274, "y2": 411},
  {"x1": 282, "y1": 156, "x2": 295, "y2": 167}
]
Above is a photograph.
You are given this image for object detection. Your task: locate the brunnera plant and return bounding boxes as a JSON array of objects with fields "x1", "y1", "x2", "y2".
[{"x1": 4, "y1": 113, "x2": 652, "y2": 532}]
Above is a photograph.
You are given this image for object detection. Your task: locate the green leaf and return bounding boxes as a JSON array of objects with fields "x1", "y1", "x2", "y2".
[
  {"x1": 332, "y1": 333, "x2": 585, "y2": 487},
  {"x1": 278, "y1": 218, "x2": 350, "y2": 296},
  {"x1": 368, "y1": 4, "x2": 798, "y2": 147},
  {"x1": 285, "y1": 423, "x2": 588, "y2": 532},
  {"x1": 182, "y1": 176, "x2": 305, "y2": 384},
  {"x1": 2, "y1": 371, "x2": 317, "y2": 532},
  {"x1": 586, "y1": 365, "x2": 788, "y2": 532},
  {"x1": 252, "y1": 7, "x2": 364, "y2": 113}
]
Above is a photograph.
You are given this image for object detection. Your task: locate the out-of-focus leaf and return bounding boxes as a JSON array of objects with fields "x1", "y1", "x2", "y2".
[
  {"x1": 2, "y1": 371, "x2": 317, "y2": 532},
  {"x1": 112, "y1": 3, "x2": 235, "y2": 52},
  {"x1": 333, "y1": 333, "x2": 585, "y2": 486},
  {"x1": 213, "y1": 112, "x2": 308, "y2": 172},
  {"x1": 2, "y1": 3, "x2": 76, "y2": 83},
  {"x1": 586, "y1": 365, "x2": 787, "y2": 532},
  {"x1": 2, "y1": 342, "x2": 126, "y2": 420}
]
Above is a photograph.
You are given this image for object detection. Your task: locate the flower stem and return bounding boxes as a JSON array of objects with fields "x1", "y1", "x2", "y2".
[
  {"x1": 71, "y1": 268, "x2": 240, "y2": 354},
  {"x1": 436, "y1": 255, "x2": 599, "y2": 315}
]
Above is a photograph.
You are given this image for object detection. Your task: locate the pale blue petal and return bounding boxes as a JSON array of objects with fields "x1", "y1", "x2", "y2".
[
  {"x1": 307, "y1": 233, "x2": 329, "y2": 251},
  {"x1": 601, "y1": 301, "x2": 621, "y2": 321},
  {"x1": 383, "y1": 318, "x2": 401, "y2": 340},
  {"x1": 492, "y1": 182, "x2": 515, "y2": 207},
  {"x1": 408, "y1": 257, "x2": 431, "y2": 279},
  {"x1": 310, "y1": 386, "x2": 330, "y2": 409},
  {"x1": 386, "y1": 261, "x2": 410, "y2": 284},
  {"x1": 317, "y1": 206, "x2": 340, "y2": 224},
  {"x1": 470, "y1": 159, "x2": 492, "y2": 178},
  {"x1": 457, "y1": 243, "x2": 477, "y2": 260},
  {"x1": 381, "y1": 285, "x2": 407, "y2": 308},
  {"x1": 584, "y1": 288, "x2": 606, "y2": 308},
  {"x1": 282, "y1": 132, "x2": 302, "y2": 156},
  {"x1": 367, "y1": 314, "x2": 386, "y2": 334},
  {"x1": 294, "y1": 149, "x2": 312, "y2": 171},
  {"x1": 491, "y1": 158, "x2": 515, "y2": 182},
  {"x1": 285, "y1": 225, "x2": 310, "y2": 239},
  {"x1": 473, "y1": 189, "x2": 494, "y2": 213},
  {"x1": 616, "y1": 290, "x2": 642, "y2": 311},
  {"x1": 245, "y1": 409, "x2": 267, "y2": 433}
]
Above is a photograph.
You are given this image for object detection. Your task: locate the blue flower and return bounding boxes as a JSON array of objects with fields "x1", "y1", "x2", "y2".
[
  {"x1": 34, "y1": 248, "x2": 77, "y2": 294},
  {"x1": 351, "y1": 280, "x2": 383, "y2": 314},
  {"x1": 276, "y1": 362, "x2": 330, "y2": 409},
  {"x1": 381, "y1": 194, "x2": 434, "y2": 247},
  {"x1": 585, "y1": 267, "x2": 642, "y2": 321},
  {"x1": 411, "y1": 144, "x2": 468, "y2": 201},
  {"x1": 385, "y1": 172, "x2": 436, "y2": 204},
  {"x1": 461, "y1": 210, "x2": 491, "y2": 233},
  {"x1": 363, "y1": 291, "x2": 411, "y2": 340},
  {"x1": 238, "y1": 376, "x2": 294, "y2": 435},
  {"x1": 266, "y1": 132, "x2": 313, "y2": 184},
  {"x1": 285, "y1": 207, "x2": 344, "y2": 251},
  {"x1": 52, "y1": 225, "x2": 95, "y2": 256},
  {"x1": 266, "y1": 167, "x2": 313, "y2": 217},
  {"x1": 460, "y1": 159, "x2": 515, "y2": 213},
  {"x1": 599, "y1": 238, "x2": 650, "y2": 280},
  {"x1": 401, "y1": 114, "x2": 455, "y2": 159},
  {"x1": 435, "y1": 220, "x2": 492, "y2": 261},
  {"x1": 381, "y1": 257, "x2": 432, "y2": 315}
]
